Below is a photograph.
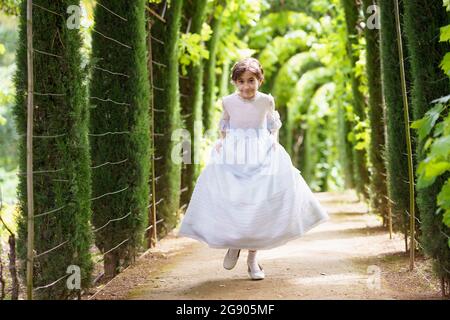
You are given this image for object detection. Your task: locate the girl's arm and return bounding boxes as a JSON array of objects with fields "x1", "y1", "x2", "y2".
[
  {"x1": 272, "y1": 130, "x2": 279, "y2": 143},
  {"x1": 218, "y1": 99, "x2": 229, "y2": 140},
  {"x1": 267, "y1": 95, "x2": 282, "y2": 142}
]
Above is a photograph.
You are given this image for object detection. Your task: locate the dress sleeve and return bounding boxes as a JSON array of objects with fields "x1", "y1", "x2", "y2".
[
  {"x1": 266, "y1": 94, "x2": 282, "y2": 133},
  {"x1": 219, "y1": 99, "x2": 230, "y2": 132}
]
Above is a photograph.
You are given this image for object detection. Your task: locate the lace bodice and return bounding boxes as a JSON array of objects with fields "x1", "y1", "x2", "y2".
[{"x1": 218, "y1": 91, "x2": 282, "y2": 133}]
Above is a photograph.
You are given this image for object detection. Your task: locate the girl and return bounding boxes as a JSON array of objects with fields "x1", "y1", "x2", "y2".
[{"x1": 177, "y1": 57, "x2": 329, "y2": 280}]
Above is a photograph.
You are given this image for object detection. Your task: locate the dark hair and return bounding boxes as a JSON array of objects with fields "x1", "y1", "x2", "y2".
[{"x1": 230, "y1": 57, "x2": 264, "y2": 85}]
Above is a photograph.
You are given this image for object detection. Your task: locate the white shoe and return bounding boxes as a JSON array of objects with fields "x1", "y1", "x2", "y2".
[
  {"x1": 247, "y1": 262, "x2": 265, "y2": 280},
  {"x1": 223, "y1": 249, "x2": 241, "y2": 270}
]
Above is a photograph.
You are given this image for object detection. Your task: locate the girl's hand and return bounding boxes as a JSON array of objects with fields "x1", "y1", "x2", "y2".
[
  {"x1": 269, "y1": 132, "x2": 277, "y2": 150},
  {"x1": 215, "y1": 140, "x2": 223, "y2": 153}
]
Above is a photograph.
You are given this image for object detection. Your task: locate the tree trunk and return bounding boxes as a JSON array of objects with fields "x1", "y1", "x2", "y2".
[
  {"x1": 103, "y1": 252, "x2": 119, "y2": 281},
  {"x1": 8, "y1": 235, "x2": 18, "y2": 300}
]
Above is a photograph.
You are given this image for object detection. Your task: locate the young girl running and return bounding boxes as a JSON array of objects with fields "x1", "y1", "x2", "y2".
[{"x1": 178, "y1": 57, "x2": 329, "y2": 280}]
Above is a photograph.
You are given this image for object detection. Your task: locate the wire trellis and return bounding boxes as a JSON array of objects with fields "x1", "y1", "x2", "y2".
[{"x1": 21, "y1": 0, "x2": 173, "y2": 297}]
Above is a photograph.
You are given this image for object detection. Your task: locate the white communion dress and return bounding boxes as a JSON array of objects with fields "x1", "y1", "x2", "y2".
[{"x1": 177, "y1": 90, "x2": 329, "y2": 250}]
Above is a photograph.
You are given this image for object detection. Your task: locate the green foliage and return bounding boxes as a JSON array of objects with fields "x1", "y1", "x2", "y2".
[
  {"x1": 353, "y1": 120, "x2": 369, "y2": 151},
  {"x1": 150, "y1": 0, "x2": 184, "y2": 238},
  {"x1": 90, "y1": 0, "x2": 150, "y2": 277},
  {"x1": 222, "y1": 0, "x2": 265, "y2": 26},
  {"x1": 14, "y1": 0, "x2": 93, "y2": 299},
  {"x1": 178, "y1": 24, "x2": 211, "y2": 76},
  {"x1": 246, "y1": 11, "x2": 322, "y2": 49},
  {"x1": 266, "y1": 0, "x2": 323, "y2": 17},
  {"x1": 0, "y1": 13, "x2": 19, "y2": 178},
  {"x1": 288, "y1": 67, "x2": 333, "y2": 117},
  {"x1": 272, "y1": 52, "x2": 322, "y2": 106},
  {"x1": 404, "y1": 0, "x2": 450, "y2": 282},
  {"x1": 440, "y1": 18, "x2": 450, "y2": 77},
  {"x1": 0, "y1": 63, "x2": 18, "y2": 171},
  {"x1": 258, "y1": 30, "x2": 312, "y2": 81},
  {"x1": 411, "y1": 103, "x2": 446, "y2": 142},
  {"x1": 304, "y1": 83, "x2": 341, "y2": 190},
  {"x1": 412, "y1": 101, "x2": 450, "y2": 230},
  {"x1": 379, "y1": 0, "x2": 411, "y2": 233},
  {"x1": 0, "y1": 0, "x2": 20, "y2": 16}
]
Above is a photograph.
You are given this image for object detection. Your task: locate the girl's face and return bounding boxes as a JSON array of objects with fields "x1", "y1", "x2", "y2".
[{"x1": 234, "y1": 71, "x2": 260, "y2": 99}]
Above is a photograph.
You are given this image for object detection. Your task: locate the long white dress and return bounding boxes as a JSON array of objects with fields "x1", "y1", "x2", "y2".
[{"x1": 177, "y1": 90, "x2": 329, "y2": 250}]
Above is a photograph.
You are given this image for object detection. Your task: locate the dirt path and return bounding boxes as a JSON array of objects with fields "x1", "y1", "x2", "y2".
[{"x1": 89, "y1": 191, "x2": 443, "y2": 300}]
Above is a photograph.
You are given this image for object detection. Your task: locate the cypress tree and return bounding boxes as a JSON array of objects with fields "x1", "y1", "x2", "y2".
[
  {"x1": 341, "y1": 0, "x2": 370, "y2": 200},
  {"x1": 148, "y1": 0, "x2": 184, "y2": 238},
  {"x1": 337, "y1": 101, "x2": 356, "y2": 189},
  {"x1": 218, "y1": 56, "x2": 231, "y2": 97},
  {"x1": 379, "y1": 0, "x2": 411, "y2": 238},
  {"x1": 179, "y1": 0, "x2": 208, "y2": 210},
  {"x1": 362, "y1": 0, "x2": 389, "y2": 225},
  {"x1": 90, "y1": 0, "x2": 150, "y2": 279},
  {"x1": 14, "y1": 0, "x2": 93, "y2": 298},
  {"x1": 403, "y1": 0, "x2": 450, "y2": 287},
  {"x1": 202, "y1": 0, "x2": 226, "y2": 131}
]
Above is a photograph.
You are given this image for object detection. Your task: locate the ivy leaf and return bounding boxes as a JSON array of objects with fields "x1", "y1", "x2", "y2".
[
  {"x1": 417, "y1": 160, "x2": 450, "y2": 189},
  {"x1": 440, "y1": 53, "x2": 450, "y2": 76},
  {"x1": 437, "y1": 179, "x2": 450, "y2": 210},
  {"x1": 434, "y1": 121, "x2": 445, "y2": 137},
  {"x1": 440, "y1": 25, "x2": 450, "y2": 42},
  {"x1": 430, "y1": 135, "x2": 450, "y2": 158},
  {"x1": 443, "y1": 210, "x2": 450, "y2": 228},
  {"x1": 431, "y1": 94, "x2": 450, "y2": 104},
  {"x1": 411, "y1": 103, "x2": 445, "y2": 141},
  {"x1": 423, "y1": 137, "x2": 433, "y2": 151},
  {"x1": 354, "y1": 141, "x2": 365, "y2": 150}
]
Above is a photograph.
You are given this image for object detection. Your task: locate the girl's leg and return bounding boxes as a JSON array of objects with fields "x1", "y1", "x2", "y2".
[
  {"x1": 247, "y1": 249, "x2": 264, "y2": 279},
  {"x1": 247, "y1": 249, "x2": 259, "y2": 270},
  {"x1": 223, "y1": 248, "x2": 241, "y2": 270}
]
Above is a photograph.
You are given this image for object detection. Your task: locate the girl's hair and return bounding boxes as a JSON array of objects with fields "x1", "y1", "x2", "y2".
[{"x1": 230, "y1": 57, "x2": 264, "y2": 85}]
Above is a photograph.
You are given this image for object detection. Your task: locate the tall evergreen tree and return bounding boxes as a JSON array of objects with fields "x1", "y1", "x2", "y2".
[
  {"x1": 148, "y1": 0, "x2": 184, "y2": 238},
  {"x1": 362, "y1": 0, "x2": 389, "y2": 225},
  {"x1": 90, "y1": 0, "x2": 150, "y2": 279},
  {"x1": 14, "y1": 0, "x2": 93, "y2": 298},
  {"x1": 179, "y1": 0, "x2": 208, "y2": 210},
  {"x1": 379, "y1": 0, "x2": 411, "y2": 238},
  {"x1": 202, "y1": 0, "x2": 226, "y2": 131},
  {"x1": 341, "y1": 0, "x2": 370, "y2": 199},
  {"x1": 403, "y1": 0, "x2": 450, "y2": 287},
  {"x1": 337, "y1": 101, "x2": 356, "y2": 189}
]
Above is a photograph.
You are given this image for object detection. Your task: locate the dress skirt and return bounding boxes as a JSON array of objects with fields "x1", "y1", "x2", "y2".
[{"x1": 177, "y1": 128, "x2": 329, "y2": 250}]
